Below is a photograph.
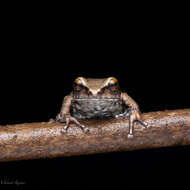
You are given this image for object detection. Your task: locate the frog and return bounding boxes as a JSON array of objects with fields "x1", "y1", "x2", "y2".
[{"x1": 54, "y1": 77, "x2": 150, "y2": 138}]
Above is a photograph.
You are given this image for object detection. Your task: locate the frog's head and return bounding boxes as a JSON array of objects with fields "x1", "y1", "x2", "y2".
[{"x1": 72, "y1": 77, "x2": 121, "y2": 99}]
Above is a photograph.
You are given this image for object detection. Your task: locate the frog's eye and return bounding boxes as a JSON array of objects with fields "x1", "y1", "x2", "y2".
[
  {"x1": 106, "y1": 77, "x2": 119, "y2": 91},
  {"x1": 74, "y1": 77, "x2": 83, "y2": 85},
  {"x1": 108, "y1": 77, "x2": 118, "y2": 86},
  {"x1": 73, "y1": 77, "x2": 86, "y2": 91}
]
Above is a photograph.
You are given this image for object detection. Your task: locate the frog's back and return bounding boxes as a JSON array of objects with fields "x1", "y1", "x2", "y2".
[{"x1": 71, "y1": 98, "x2": 125, "y2": 119}]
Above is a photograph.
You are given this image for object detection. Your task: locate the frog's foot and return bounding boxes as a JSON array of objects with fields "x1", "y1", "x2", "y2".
[
  {"x1": 61, "y1": 126, "x2": 68, "y2": 134},
  {"x1": 115, "y1": 110, "x2": 130, "y2": 118},
  {"x1": 57, "y1": 115, "x2": 89, "y2": 134},
  {"x1": 48, "y1": 118, "x2": 55, "y2": 123},
  {"x1": 80, "y1": 125, "x2": 90, "y2": 133},
  {"x1": 137, "y1": 119, "x2": 151, "y2": 129},
  {"x1": 128, "y1": 133, "x2": 134, "y2": 138},
  {"x1": 49, "y1": 118, "x2": 65, "y2": 123},
  {"x1": 127, "y1": 109, "x2": 151, "y2": 138}
]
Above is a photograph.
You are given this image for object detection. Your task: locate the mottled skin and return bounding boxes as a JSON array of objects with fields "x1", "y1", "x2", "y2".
[{"x1": 55, "y1": 77, "x2": 150, "y2": 138}]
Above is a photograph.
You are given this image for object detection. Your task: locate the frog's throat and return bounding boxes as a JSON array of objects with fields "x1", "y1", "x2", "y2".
[{"x1": 73, "y1": 98, "x2": 120, "y2": 100}]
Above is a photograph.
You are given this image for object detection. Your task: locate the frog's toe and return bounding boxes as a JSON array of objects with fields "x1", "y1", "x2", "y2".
[
  {"x1": 143, "y1": 121, "x2": 151, "y2": 128},
  {"x1": 115, "y1": 111, "x2": 130, "y2": 118},
  {"x1": 80, "y1": 125, "x2": 89, "y2": 133},
  {"x1": 61, "y1": 127, "x2": 67, "y2": 134},
  {"x1": 83, "y1": 126, "x2": 89, "y2": 133},
  {"x1": 59, "y1": 118, "x2": 66, "y2": 123},
  {"x1": 49, "y1": 118, "x2": 55, "y2": 123},
  {"x1": 115, "y1": 114, "x2": 120, "y2": 118},
  {"x1": 128, "y1": 133, "x2": 134, "y2": 138},
  {"x1": 115, "y1": 113, "x2": 126, "y2": 118},
  {"x1": 146, "y1": 123, "x2": 151, "y2": 128}
]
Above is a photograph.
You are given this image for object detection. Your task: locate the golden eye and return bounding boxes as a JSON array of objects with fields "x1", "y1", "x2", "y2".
[
  {"x1": 74, "y1": 77, "x2": 82, "y2": 84},
  {"x1": 73, "y1": 77, "x2": 86, "y2": 91},
  {"x1": 109, "y1": 77, "x2": 118, "y2": 85}
]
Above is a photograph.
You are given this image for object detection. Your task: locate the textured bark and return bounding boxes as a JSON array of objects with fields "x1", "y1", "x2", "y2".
[{"x1": 0, "y1": 109, "x2": 190, "y2": 162}]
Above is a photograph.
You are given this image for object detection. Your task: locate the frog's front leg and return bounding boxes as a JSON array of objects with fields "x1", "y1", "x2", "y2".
[
  {"x1": 120, "y1": 93, "x2": 150, "y2": 138},
  {"x1": 56, "y1": 95, "x2": 89, "y2": 134}
]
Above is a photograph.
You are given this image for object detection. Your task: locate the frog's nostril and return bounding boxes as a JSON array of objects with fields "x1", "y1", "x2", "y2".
[{"x1": 88, "y1": 91, "x2": 93, "y2": 96}]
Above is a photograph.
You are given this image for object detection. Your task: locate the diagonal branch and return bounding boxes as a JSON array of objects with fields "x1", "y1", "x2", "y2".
[{"x1": 0, "y1": 109, "x2": 190, "y2": 162}]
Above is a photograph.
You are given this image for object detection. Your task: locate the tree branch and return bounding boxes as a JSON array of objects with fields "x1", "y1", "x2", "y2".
[{"x1": 0, "y1": 109, "x2": 190, "y2": 162}]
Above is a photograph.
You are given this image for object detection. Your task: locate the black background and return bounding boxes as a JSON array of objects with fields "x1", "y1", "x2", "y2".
[{"x1": 0, "y1": 3, "x2": 190, "y2": 187}]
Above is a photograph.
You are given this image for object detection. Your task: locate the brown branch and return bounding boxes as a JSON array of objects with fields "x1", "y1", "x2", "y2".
[{"x1": 0, "y1": 109, "x2": 190, "y2": 162}]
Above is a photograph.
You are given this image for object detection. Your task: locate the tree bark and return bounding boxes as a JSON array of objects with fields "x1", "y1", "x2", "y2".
[{"x1": 0, "y1": 109, "x2": 190, "y2": 162}]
